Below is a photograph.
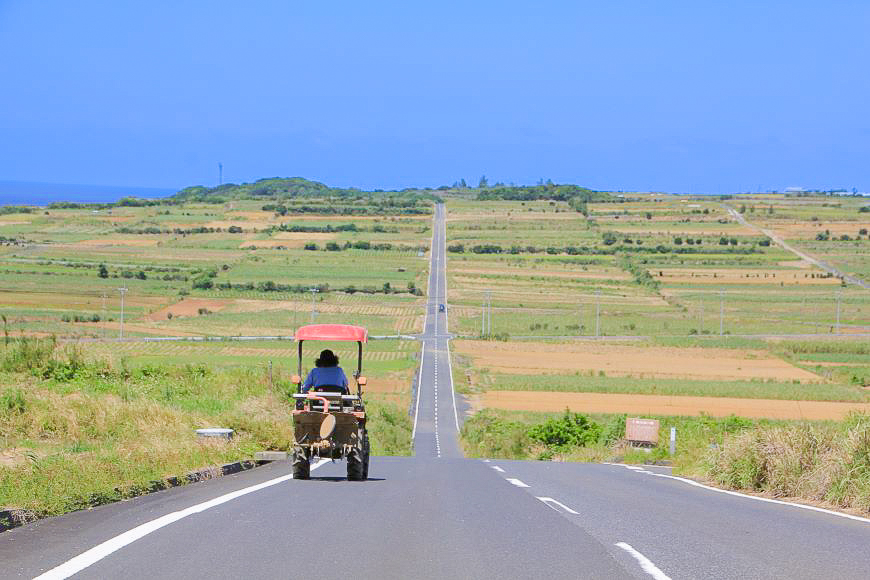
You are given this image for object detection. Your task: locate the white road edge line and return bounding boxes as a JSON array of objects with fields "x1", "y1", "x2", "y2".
[
  {"x1": 610, "y1": 464, "x2": 870, "y2": 524},
  {"x1": 34, "y1": 460, "x2": 330, "y2": 580},
  {"x1": 446, "y1": 326, "x2": 460, "y2": 432},
  {"x1": 646, "y1": 471, "x2": 870, "y2": 524},
  {"x1": 491, "y1": 465, "x2": 505, "y2": 473},
  {"x1": 614, "y1": 542, "x2": 672, "y2": 580},
  {"x1": 410, "y1": 341, "x2": 426, "y2": 443},
  {"x1": 506, "y1": 478, "x2": 530, "y2": 488},
  {"x1": 536, "y1": 497, "x2": 579, "y2": 515}
]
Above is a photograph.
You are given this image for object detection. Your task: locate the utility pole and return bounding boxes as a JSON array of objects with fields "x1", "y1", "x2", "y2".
[
  {"x1": 698, "y1": 293, "x2": 703, "y2": 334},
  {"x1": 719, "y1": 289, "x2": 725, "y2": 336},
  {"x1": 309, "y1": 287, "x2": 319, "y2": 323},
  {"x1": 218, "y1": 162, "x2": 223, "y2": 185},
  {"x1": 101, "y1": 293, "x2": 107, "y2": 340},
  {"x1": 117, "y1": 287, "x2": 127, "y2": 340},
  {"x1": 482, "y1": 290, "x2": 492, "y2": 338},
  {"x1": 595, "y1": 289, "x2": 601, "y2": 338},
  {"x1": 488, "y1": 291, "x2": 492, "y2": 337},
  {"x1": 836, "y1": 291, "x2": 842, "y2": 334}
]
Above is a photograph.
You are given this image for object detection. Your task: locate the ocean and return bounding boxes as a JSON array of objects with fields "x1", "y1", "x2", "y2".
[{"x1": 0, "y1": 181, "x2": 177, "y2": 205}]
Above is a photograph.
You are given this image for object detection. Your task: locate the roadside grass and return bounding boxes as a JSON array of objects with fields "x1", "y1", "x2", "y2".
[
  {"x1": 707, "y1": 411, "x2": 870, "y2": 512},
  {"x1": 460, "y1": 407, "x2": 870, "y2": 514},
  {"x1": 460, "y1": 408, "x2": 775, "y2": 470},
  {"x1": 0, "y1": 338, "x2": 412, "y2": 518},
  {"x1": 460, "y1": 372, "x2": 868, "y2": 402}
]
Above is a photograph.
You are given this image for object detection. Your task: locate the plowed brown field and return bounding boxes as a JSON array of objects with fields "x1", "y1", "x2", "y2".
[
  {"x1": 453, "y1": 340, "x2": 820, "y2": 382},
  {"x1": 481, "y1": 391, "x2": 870, "y2": 420}
]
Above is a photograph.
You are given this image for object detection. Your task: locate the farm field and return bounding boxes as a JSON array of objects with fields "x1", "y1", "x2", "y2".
[
  {"x1": 478, "y1": 391, "x2": 870, "y2": 420},
  {"x1": 725, "y1": 194, "x2": 870, "y2": 280},
  {"x1": 0, "y1": 197, "x2": 431, "y2": 339},
  {"x1": 445, "y1": 193, "x2": 870, "y2": 419}
]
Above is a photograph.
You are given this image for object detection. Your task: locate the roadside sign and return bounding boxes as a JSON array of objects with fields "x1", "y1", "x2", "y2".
[{"x1": 626, "y1": 418, "x2": 659, "y2": 445}]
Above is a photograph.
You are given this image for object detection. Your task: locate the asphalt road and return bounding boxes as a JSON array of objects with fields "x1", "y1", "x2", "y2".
[{"x1": 2, "y1": 203, "x2": 869, "y2": 579}]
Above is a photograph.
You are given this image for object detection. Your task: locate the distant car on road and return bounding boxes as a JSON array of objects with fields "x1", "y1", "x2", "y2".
[{"x1": 438, "y1": 304, "x2": 446, "y2": 312}]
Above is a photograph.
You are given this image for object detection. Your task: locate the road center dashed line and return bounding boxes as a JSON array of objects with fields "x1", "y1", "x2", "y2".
[
  {"x1": 506, "y1": 478, "x2": 530, "y2": 488},
  {"x1": 615, "y1": 542, "x2": 672, "y2": 580},
  {"x1": 491, "y1": 466, "x2": 505, "y2": 473},
  {"x1": 536, "y1": 497, "x2": 579, "y2": 515}
]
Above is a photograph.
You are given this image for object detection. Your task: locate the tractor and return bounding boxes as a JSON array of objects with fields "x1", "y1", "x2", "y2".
[{"x1": 290, "y1": 324, "x2": 370, "y2": 481}]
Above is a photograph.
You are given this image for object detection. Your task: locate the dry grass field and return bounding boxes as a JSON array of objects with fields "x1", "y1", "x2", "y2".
[
  {"x1": 479, "y1": 391, "x2": 870, "y2": 420},
  {"x1": 452, "y1": 340, "x2": 820, "y2": 382}
]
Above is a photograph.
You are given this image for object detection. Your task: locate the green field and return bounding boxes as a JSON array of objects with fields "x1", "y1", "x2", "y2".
[{"x1": 445, "y1": 195, "x2": 869, "y2": 339}]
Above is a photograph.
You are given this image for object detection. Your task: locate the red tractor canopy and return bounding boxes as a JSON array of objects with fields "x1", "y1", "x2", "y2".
[
  {"x1": 294, "y1": 324, "x2": 368, "y2": 343},
  {"x1": 294, "y1": 324, "x2": 368, "y2": 383}
]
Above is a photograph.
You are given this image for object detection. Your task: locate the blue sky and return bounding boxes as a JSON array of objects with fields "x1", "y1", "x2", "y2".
[{"x1": 1, "y1": 1, "x2": 868, "y2": 193}]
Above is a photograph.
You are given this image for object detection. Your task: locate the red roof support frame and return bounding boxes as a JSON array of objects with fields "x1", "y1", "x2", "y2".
[{"x1": 294, "y1": 324, "x2": 368, "y2": 343}]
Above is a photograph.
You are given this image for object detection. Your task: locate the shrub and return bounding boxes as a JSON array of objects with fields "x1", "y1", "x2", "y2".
[
  {"x1": 192, "y1": 276, "x2": 213, "y2": 290},
  {"x1": 527, "y1": 410, "x2": 602, "y2": 449}
]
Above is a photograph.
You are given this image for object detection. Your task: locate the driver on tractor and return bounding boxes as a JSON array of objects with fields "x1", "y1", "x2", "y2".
[{"x1": 302, "y1": 349, "x2": 349, "y2": 394}]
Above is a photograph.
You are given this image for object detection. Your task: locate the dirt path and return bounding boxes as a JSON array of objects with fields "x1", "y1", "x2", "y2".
[
  {"x1": 481, "y1": 391, "x2": 870, "y2": 420},
  {"x1": 723, "y1": 204, "x2": 870, "y2": 290}
]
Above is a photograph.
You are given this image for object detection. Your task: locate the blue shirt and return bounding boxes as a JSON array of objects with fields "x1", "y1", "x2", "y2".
[{"x1": 302, "y1": 367, "x2": 348, "y2": 393}]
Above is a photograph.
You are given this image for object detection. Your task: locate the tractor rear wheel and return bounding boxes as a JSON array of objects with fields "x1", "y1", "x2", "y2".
[
  {"x1": 362, "y1": 430, "x2": 370, "y2": 480},
  {"x1": 292, "y1": 448, "x2": 310, "y2": 480},
  {"x1": 347, "y1": 430, "x2": 366, "y2": 481}
]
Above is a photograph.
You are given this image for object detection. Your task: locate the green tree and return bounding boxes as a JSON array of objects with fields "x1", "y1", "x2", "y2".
[
  {"x1": 98, "y1": 264, "x2": 108, "y2": 278},
  {"x1": 478, "y1": 175, "x2": 488, "y2": 188}
]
